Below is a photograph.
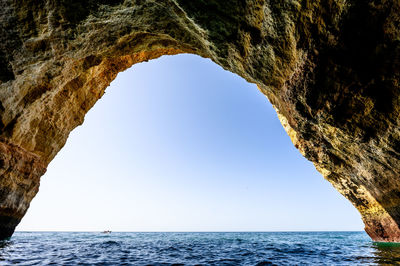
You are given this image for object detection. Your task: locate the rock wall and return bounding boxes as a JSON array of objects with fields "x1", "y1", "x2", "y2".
[{"x1": 0, "y1": 0, "x2": 399, "y2": 241}]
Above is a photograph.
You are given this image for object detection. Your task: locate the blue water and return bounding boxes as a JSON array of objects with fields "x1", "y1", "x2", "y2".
[{"x1": 1, "y1": 232, "x2": 400, "y2": 265}]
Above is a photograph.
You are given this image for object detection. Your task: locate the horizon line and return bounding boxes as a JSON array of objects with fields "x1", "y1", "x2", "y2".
[{"x1": 15, "y1": 230, "x2": 365, "y2": 233}]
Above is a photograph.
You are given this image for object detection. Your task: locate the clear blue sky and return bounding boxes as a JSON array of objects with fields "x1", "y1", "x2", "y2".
[{"x1": 17, "y1": 54, "x2": 364, "y2": 232}]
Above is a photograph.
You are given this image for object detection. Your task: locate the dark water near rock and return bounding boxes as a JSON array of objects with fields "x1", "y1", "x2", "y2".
[{"x1": 2, "y1": 232, "x2": 400, "y2": 265}]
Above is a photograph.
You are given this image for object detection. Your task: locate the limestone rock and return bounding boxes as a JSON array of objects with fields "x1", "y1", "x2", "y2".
[{"x1": 0, "y1": 0, "x2": 399, "y2": 241}]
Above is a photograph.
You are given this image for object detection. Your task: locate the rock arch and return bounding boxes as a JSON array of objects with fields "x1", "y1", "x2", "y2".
[{"x1": 1, "y1": 0, "x2": 399, "y2": 242}]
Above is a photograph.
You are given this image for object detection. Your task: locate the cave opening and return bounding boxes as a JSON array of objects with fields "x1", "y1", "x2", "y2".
[{"x1": 16, "y1": 54, "x2": 363, "y2": 232}]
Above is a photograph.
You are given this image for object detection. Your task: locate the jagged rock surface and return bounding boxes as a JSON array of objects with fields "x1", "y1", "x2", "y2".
[{"x1": 0, "y1": 0, "x2": 399, "y2": 241}]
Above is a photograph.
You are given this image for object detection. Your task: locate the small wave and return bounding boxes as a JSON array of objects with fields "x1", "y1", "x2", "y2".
[
  {"x1": 160, "y1": 246, "x2": 180, "y2": 252},
  {"x1": 212, "y1": 258, "x2": 241, "y2": 264},
  {"x1": 97, "y1": 240, "x2": 121, "y2": 249},
  {"x1": 255, "y1": 261, "x2": 274, "y2": 266}
]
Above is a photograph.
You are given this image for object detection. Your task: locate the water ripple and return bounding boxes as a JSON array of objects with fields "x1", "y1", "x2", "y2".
[{"x1": 0, "y1": 232, "x2": 399, "y2": 265}]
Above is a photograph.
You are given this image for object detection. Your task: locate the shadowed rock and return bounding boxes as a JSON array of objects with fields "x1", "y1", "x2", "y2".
[{"x1": 0, "y1": 0, "x2": 399, "y2": 241}]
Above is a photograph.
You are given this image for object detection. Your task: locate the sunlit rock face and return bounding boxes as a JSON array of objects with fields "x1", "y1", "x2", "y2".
[{"x1": 0, "y1": 0, "x2": 399, "y2": 241}]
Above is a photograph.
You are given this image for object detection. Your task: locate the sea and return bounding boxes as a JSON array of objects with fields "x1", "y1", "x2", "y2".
[{"x1": 1, "y1": 231, "x2": 400, "y2": 265}]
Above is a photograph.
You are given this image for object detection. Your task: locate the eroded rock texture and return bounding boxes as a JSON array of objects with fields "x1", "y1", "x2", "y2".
[{"x1": 0, "y1": 0, "x2": 399, "y2": 241}]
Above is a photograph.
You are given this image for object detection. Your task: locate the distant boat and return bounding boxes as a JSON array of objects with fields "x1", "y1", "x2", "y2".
[{"x1": 102, "y1": 230, "x2": 112, "y2": 234}]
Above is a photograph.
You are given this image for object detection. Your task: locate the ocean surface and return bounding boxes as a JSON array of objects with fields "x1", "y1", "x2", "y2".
[{"x1": 2, "y1": 232, "x2": 400, "y2": 265}]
